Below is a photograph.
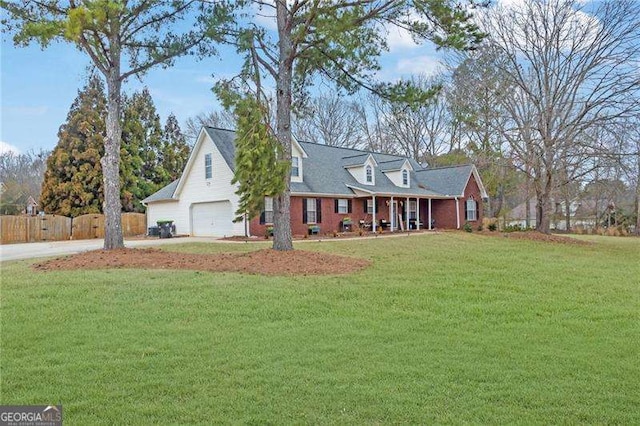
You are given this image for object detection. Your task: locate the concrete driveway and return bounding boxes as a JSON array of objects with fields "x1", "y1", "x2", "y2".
[{"x1": 0, "y1": 237, "x2": 220, "y2": 262}]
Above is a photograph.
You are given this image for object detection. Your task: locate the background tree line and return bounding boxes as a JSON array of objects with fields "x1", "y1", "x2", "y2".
[{"x1": 38, "y1": 75, "x2": 190, "y2": 217}]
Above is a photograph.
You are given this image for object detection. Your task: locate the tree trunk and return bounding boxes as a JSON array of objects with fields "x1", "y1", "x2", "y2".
[
  {"x1": 564, "y1": 197, "x2": 571, "y2": 231},
  {"x1": 525, "y1": 171, "x2": 531, "y2": 229},
  {"x1": 636, "y1": 152, "x2": 640, "y2": 236},
  {"x1": 536, "y1": 171, "x2": 554, "y2": 234},
  {"x1": 101, "y1": 69, "x2": 124, "y2": 250},
  {"x1": 272, "y1": 0, "x2": 294, "y2": 251}
]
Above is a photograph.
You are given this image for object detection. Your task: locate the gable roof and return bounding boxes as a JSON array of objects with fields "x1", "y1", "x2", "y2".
[
  {"x1": 144, "y1": 127, "x2": 486, "y2": 202},
  {"x1": 414, "y1": 164, "x2": 487, "y2": 198},
  {"x1": 203, "y1": 127, "x2": 236, "y2": 171}
]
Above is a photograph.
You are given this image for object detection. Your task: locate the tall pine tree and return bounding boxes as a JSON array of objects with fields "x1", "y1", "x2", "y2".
[
  {"x1": 161, "y1": 113, "x2": 190, "y2": 182},
  {"x1": 40, "y1": 75, "x2": 106, "y2": 217},
  {"x1": 121, "y1": 87, "x2": 164, "y2": 212}
]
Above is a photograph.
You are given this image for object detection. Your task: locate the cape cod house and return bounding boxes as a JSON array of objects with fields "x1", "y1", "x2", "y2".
[{"x1": 142, "y1": 127, "x2": 488, "y2": 237}]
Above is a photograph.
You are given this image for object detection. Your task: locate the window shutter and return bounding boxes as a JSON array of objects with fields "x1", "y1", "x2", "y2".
[
  {"x1": 476, "y1": 201, "x2": 479, "y2": 219},
  {"x1": 464, "y1": 202, "x2": 468, "y2": 221},
  {"x1": 374, "y1": 199, "x2": 378, "y2": 214},
  {"x1": 316, "y1": 198, "x2": 322, "y2": 223},
  {"x1": 347, "y1": 199, "x2": 352, "y2": 213},
  {"x1": 260, "y1": 211, "x2": 265, "y2": 224},
  {"x1": 302, "y1": 198, "x2": 307, "y2": 224},
  {"x1": 334, "y1": 199, "x2": 339, "y2": 213},
  {"x1": 363, "y1": 199, "x2": 368, "y2": 213}
]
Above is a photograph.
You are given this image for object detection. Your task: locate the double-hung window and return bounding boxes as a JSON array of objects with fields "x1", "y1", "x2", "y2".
[
  {"x1": 402, "y1": 169, "x2": 409, "y2": 186},
  {"x1": 291, "y1": 157, "x2": 300, "y2": 177},
  {"x1": 204, "y1": 153, "x2": 212, "y2": 179},
  {"x1": 366, "y1": 199, "x2": 375, "y2": 214},
  {"x1": 337, "y1": 199, "x2": 348, "y2": 214},
  {"x1": 466, "y1": 197, "x2": 477, "y2": 221},
  {"x1": 306, "y1": 198, "x2": 317, "y2": 223},
  {"x1": 264, "y1": 197, "x2": 274, "y2": 224},
  {"x1": 409, "y1": 200, "x2": 417, "y2": 220},
  {"x1": 365, "y1": 165, "x2": 373, "y2": 183}
]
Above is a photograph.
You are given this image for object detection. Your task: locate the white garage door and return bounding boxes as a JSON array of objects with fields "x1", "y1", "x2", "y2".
[{"x1": 191, "y1": 201, "x2": 233, "y2": 236}]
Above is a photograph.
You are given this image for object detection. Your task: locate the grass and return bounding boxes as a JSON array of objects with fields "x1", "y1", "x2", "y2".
[{"x1": 1, "y1": 233, "x2": 639, "y2": 424}]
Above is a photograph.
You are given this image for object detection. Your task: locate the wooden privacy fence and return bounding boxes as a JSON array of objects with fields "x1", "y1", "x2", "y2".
[{"x1": 0, "y1": 213, "x2": 146, "y2": 244}]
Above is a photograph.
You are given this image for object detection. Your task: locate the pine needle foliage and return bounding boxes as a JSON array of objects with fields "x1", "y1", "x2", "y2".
[{"x1": 220, "y1": 91, "x2": 289, "y2": 223}]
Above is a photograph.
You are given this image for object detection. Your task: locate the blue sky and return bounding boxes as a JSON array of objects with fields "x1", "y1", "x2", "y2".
[{"x1": 0, "y1": 15, "x2": 442, "y2": 155}]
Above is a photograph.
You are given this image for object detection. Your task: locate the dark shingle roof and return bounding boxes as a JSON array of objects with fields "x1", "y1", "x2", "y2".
[
  {"x1": 204, "y1": 127, "x2": 236, "y2": 171},
  {"x1": 142, "y1": 179, "x2": 179, "y2": 203},
  {"x1": 414, "y1": 164, "x2": 474, "y2": 197},
  {"x1": 144, "y1": 128, "x2": 479, "y2": 201}
]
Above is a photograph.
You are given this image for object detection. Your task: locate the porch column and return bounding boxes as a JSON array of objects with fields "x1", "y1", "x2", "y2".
[
  {"x1": 455, "y1": 197, "x2": 460, "y2": 229},
  {"x1": 428, "y1": 198, "x2": 432, "y2": 230},
  {"x1": 406, "y1": 197, "x2": 409, "y2": 231},
  {"x1": 372, "y1": 195, "x2": 377, "y2": 232},
  {"x1": 416, "y1": 198, "x2": 420, "y2": 230},
  {"x1": 390, "y1": 196, "x2": 394, "y2": 231}
]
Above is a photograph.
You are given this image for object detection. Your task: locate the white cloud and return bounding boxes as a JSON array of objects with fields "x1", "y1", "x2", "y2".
[
  {"x1": 396, "y1": 56, "x2": 443, "y2": 76},
  {"x1": 0, "y1": 141, "x2": 21, "y2": 155},
  {"x1": 386, "y1": 26, "x2": 419, "y2": 51}
]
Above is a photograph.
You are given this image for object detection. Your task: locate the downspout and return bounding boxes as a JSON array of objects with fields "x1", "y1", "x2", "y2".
[
  {"x1": 416, "y1": 198, "x2": 420, "y2": 230},
  {"x1": 428, "y1": 198, "x2": 432, "y2": 230},
  {"x1": 455, "y1": 197, "x2": 460, "y2": 229}
]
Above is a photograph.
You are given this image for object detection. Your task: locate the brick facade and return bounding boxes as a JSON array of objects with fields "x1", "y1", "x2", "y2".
[{"x1": 249, "y1": 175, "x2": 484, "y2": 236}]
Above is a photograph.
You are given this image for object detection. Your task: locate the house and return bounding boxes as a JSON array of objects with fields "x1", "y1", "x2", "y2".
[
  {"x1": 24, "y1": 196, "x2": 38, "y2": 216},
  {"x1": 505, "y1": 198, "x2": 599, "y2": 230},
  {"x1": 142, "y1": 127, "x2": 488, "y2": 237}
]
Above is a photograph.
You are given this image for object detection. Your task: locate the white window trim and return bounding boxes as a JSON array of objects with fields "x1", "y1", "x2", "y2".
[
  {"x1": 291, "y1": 156, "x2": 300, "y2": 177},
  {"x1": 337, "y1": 199, "x2": 348, "y2": 214},
  {"x1": 264, "y1": 197, "x2": 274, "y2": 224},
  {"x1": 402, "y1": 169, "x2": 409, "y2": 186},
  {"x1": 204, "y1": 153, "x2": 212, "y2": 179},
  {"x1": 466, "y1": 198, "x2": 477, "y2": 221},
  {"x1": 307, "y1": 198, "x2": 317, "y2": 223},
  {"x1": 365, "y1": 165, "x2": 374, "y2": 185},
  {"x1": 366, "y1": 199, "x2": 375, "y2": 214},
  {"x1": 409, "y1": 200, "x2": 417, "y2": 220}
]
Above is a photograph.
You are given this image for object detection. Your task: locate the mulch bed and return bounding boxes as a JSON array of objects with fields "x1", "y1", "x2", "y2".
[
  {"x1": 32, "y1": 248, "x2": 371, "y2": 276},
  {"x1": 477, "y1": 230, "x2": 591, "y2": 245}
]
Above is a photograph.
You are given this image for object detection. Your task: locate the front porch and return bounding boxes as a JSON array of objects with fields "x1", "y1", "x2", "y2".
[{"x1": 353, "y1": 195, "x2": 460, "y2": 233}]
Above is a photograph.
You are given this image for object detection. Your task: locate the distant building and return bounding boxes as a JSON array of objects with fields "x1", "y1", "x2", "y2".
[
  {"x1": 505, "y1": 198, "x2": 599, "y2": 230},
  {"x1": 24, "y1": 196, "x2": 38, "y2": 216}
]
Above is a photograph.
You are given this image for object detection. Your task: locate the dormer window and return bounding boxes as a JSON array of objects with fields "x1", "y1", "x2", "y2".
[
  {"x1": 402, "y1": 169, "x2": 409, "y2": 186},
  {"x1": 291, "y1": 156, "x2": 300, "y2": 177},
  {"x1": 365, "y1": 165, "x2": 373, "y2": 183}
]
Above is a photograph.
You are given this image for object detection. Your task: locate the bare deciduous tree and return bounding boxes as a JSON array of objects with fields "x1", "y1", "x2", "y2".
[
  {"x1": 294, "y1": 93, "x2": 365, "y2": 148},
  {"x1": 481, "y1": 0, "x2": 640, "y2": 233},
  {"x1": 184, "y1": 110, "x2": 236, "y2": 143}
]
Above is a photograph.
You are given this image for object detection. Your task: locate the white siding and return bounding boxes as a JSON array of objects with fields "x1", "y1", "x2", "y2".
[
  {"x1": 147, "y1": 132, "x2": 245, "y2": 236},
  {"x1": 147, "y1": 200, "x2": 179, "y2": 232}
]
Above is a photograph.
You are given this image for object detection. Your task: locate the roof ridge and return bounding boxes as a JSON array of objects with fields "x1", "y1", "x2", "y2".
[
  {"x1": 415, "y1": 163, "x2": 473, "y2": 172},
  {"x1": 204, "y1": 126, "x2": 235, "y2": 133},
  {"x1": 298, "y1": 139, "x2": 410, "y2": 160}
]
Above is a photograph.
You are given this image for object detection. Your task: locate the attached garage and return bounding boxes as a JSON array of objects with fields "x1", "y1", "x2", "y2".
[{"x1": 191, "y1": 201, "x2": 234, "y2": 237}]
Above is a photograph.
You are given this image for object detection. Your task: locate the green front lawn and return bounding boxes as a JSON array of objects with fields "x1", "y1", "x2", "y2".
[{"x1": 1, "y1": 233, "x2": 639, "y2": 423}]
